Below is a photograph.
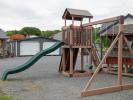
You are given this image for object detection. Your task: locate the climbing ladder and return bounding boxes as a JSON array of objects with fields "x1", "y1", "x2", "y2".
[{"x1": 91, "y1": 44, "x2": 101, "y2": 67}]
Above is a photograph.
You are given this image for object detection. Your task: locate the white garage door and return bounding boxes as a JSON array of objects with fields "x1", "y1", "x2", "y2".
[
  {"x1": 43, "y1": 42, "x2": 60, "y2": 55},
  {"x1": 20, "y1": 41, "x2": 40, "y2": 56}
]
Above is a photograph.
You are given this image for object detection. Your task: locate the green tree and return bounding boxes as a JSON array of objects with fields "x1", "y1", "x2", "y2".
[
  {"x1": 41, "y1": 30, "x2": 61, "y2": 37},
  {"x1": 92, "y1": 27, "x2": 109, "y2": 48},
  {"x1": 92, "y1": 27, "x2": 101, "y2": 43},
  {"x1": 20, "y1": 27, "x2": 41, "y2": 36},
  {"x1": 6, "y1": 30, "x2": 20, "y2": 36}
]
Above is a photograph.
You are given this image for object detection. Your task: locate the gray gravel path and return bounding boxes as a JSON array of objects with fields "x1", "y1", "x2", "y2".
[{"x1": 0, "y1": 56, "x2": 133, "y2": 100}]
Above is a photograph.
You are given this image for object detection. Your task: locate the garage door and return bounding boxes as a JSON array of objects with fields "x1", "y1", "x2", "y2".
[
  {"x1": 43, "y1": 42, "x2": 60, "y2": 55},
  {"x1": 20, "y1": 41, "x2": 40, "y2": 56}
]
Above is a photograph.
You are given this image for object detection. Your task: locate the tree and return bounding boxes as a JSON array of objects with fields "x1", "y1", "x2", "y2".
[
  {"x1": 92, "y1": 27, "x2": 100, "y2": 43},
  {"x1": 20, "y1": 27, "x2": 41, "y2": 36},
  {"x1": 92, "y1": 27, "x2": 109, "y2": 48},
  {"x1": 6, "y1": 30, "x2": 20, "y2": 36},
  {"x1": 41, "y1": 30, "x2": 61, "y2": 37}
]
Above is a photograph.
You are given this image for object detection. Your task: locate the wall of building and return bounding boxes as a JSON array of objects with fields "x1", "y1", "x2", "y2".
[
  {"x1": 7, "y1": 38, "x2": 61, "y2": 57},
  {"x1": 124, "y1": 17, "x2": 133, "y2": 25}
]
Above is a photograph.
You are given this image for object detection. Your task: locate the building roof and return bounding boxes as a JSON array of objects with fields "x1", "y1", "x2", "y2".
[
  {"x1": 100, "y1": 24, "x2": 133, "y2": 36},
  {"x1": 99, "y1": 14, "x2": 133, "y2": 36},
  {"x1": 10, "y1": 34, "x2": 26, "y2": 41},
  {"x1": 0, "y1": 29, "x2": 8, "y2": 39},
  {"x1": 62, "y1": 8, "x2": 93, "y2": 21}
]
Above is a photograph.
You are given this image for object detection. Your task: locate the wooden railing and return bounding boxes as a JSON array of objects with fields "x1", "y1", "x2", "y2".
[{"x1": 62, "y1": 26, "x2": 92, "y2": 47}]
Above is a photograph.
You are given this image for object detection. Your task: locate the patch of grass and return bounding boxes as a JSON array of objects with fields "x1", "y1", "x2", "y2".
[
  {"x1": 0, "y1": 89, "x2": 20, "y2": 100},
  {"x1": 0, "y1": 95, "x2": 13, "y2": 100},
  {"x1": 0, "y1": 95, "x2": 20, "y2": 100}
]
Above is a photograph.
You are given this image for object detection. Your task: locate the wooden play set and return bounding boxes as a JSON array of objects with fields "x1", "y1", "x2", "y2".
[
  {"x1": 59, "y1": 8, "x2": 133, "y2": 96},
  {"x1": 59, "y1": 8, "x2": 100, "y2": 77}
]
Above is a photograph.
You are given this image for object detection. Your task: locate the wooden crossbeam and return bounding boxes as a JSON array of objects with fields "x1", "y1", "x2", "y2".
[
  {"x1": 81, "y1": 84, "x2": 133, "y2": 96},
  {"x1": 83, "y1": 16, "x2": 121, "y2": 26}
]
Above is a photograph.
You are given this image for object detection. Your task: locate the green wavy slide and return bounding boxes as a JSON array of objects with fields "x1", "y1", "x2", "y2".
[{"x1": 2, "y1": 42, "x2": 63, "y2": 81}]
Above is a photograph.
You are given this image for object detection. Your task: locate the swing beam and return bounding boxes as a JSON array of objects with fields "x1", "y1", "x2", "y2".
[{"x1": 83, "y1": 16, "x2": 120, "y2": 26}]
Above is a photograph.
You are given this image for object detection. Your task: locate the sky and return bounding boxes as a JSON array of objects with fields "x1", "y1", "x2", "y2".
[{"x1": 0, "y1": 0, "x2": 133, "y2": 31}]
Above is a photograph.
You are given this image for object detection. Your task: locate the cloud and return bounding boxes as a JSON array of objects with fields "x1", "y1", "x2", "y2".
[{"x1": 0, "y1": 0, "x2": 133, "y2": 31}]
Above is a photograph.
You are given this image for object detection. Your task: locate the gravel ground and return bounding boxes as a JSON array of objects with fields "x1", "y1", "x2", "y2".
[{"x1": 0, "y1": 56, "x2": 133, "y2": 100}]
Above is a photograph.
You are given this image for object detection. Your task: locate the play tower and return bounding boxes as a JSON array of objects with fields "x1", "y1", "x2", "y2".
[{"x1": 59, "y1": 8, "x2": 97, "y2": 77}]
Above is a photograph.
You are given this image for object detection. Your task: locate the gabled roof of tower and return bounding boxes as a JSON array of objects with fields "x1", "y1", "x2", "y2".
[{"x1": 62, "y1": 8, "x2": 93, "y2": 21}]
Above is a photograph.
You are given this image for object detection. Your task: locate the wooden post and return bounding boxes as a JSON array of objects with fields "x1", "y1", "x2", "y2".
[
  {"x1": 89, "y1": 18, "x2": 93, "y2": 65},
  {"x1": 62, "y1": 49, "x2": 66, "y2": 71},
  {"x1": 117, "y1": 16, "x2": 124, "y2": 86},
  {"x1": 81, "y1": 48, "x2": 84, "y2": 71},
  {"x1": 70, "y1": 48, "x2": 73, "y2": 76},
  {"x1": 70, "y1": 18, "x2": 74, "y2": 75},
  {"x1": 117, "y1": 34, "x2": 123, "y2": 86},
  {"x1": 89, "y1": 27, "x2": 93, "y2": 65}
]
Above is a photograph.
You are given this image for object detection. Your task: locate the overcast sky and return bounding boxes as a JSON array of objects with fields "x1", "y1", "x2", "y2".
[{"x1": 0, "y1": 0, "x2": 133, "y2": 31}]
